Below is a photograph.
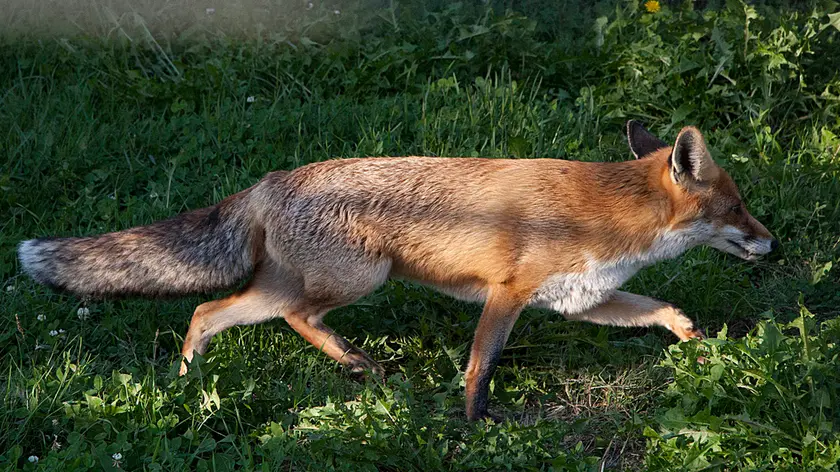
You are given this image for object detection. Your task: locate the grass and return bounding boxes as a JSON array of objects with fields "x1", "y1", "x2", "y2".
[{"x1": 1, "y1": 0, "x2": 840, "y2": 470}]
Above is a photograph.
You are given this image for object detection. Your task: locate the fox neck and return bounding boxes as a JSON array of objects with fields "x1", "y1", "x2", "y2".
[
  {"x1": 532, "y1": 155, "x2": 709, "y2": 315},
  {"x1": 611, "y1": 220, "x2": 708, "y2": 267},
  {"x1": 581, "y1": 152, "x2": 705, "y2": 267}
]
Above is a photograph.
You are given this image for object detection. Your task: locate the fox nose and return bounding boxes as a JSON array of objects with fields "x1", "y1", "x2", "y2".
[{"x1": 770, "y1": 239, "x2": 779, "y2": 252}]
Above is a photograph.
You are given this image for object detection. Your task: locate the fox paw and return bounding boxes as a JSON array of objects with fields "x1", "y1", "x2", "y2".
[
  {"x1": 688, "y1": 327, "x2": 706, "y2": 340},
  {"x1": 672, "y1": 324, "x2": 706, "y2": 342},
  {"x1": 467, "y1": 410, "x2": 505, "y2": 424},
  {"x1": 348, "y1": 358, "x2": 385, "y2": 380}
]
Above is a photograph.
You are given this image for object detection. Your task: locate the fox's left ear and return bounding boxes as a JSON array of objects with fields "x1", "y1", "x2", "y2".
[
  {"x1": 626, "y1": 120, "x2": 668, "y2": 159},
  {"x1": 670, "y1": 126, "x2": 719, "y2": 186}
]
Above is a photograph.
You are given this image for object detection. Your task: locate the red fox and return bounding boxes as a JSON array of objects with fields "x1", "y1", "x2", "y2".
[{"x1": 18, "y1": 122, "x2": 776, "y2": 421}]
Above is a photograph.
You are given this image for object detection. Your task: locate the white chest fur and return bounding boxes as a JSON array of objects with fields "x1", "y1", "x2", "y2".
[
  {"x1": 528, "y1": 258, "x2": 643, "y2": 314},
  {"x1": 528, "y1": 223, "x2": 710, "y2": 315}
]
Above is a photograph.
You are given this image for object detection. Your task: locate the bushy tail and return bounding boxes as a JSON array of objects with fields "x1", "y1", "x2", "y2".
[{"x1": 18, "y1": 188, "x2": 263, "y2": 297}]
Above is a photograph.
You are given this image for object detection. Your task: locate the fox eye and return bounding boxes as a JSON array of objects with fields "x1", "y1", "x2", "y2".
[{"x1": 730, "y1": 204, "x2": 743, "y2": 215}]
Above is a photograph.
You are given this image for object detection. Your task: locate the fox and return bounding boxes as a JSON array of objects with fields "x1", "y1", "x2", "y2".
[{"x1": 18, "y1": 121, "x2": 777, "y2": 422}]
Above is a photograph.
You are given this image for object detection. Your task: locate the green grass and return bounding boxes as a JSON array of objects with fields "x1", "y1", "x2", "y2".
[{"x1": 1, "y1": 0, "x2": 840, "y2": 470}]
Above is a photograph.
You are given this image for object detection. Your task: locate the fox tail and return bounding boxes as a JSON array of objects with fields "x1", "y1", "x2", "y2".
[{"x1": 18, "y1": 188, "x2": 263, "y2": 297}]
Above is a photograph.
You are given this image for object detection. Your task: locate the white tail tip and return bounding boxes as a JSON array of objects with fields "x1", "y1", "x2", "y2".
[{"x1": 18, "y1": 239, "x2": 48, "y2": 280}]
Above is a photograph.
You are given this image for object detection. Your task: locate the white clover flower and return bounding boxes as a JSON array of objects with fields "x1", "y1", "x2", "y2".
[
  {"x1": 59, "y1": 329, "x2": 65, "y2": 334},
  {"x1": 5, "y1": 285, "x2": 14, "y2": 292},
  {"x1": 37, "y1": 314, "x2": 46, "y2": 321},
  {"x1": 77, "y1": 307, "x2": 90, "y2": 320},
  {"x1": 306, "y1": 2, "x2": 313, "y2": 9},
  {"x1": 28, "y1": 456, "x2": 39, "y2": 463},
  {"x1": 246, "y1": 96, "x2": 256, "y2": 103},
  {"x1": 49, "y1": 330, "x2": 58, "y2": 337},
  {"x1": 205, "y1": 7, "x2": 215, "y2": 14},
  {"x1": 333, "y1": 9, "x2": 340, "y2": 14},
  {"x1": 112, "y1": 452, "x2": 123, "y2": 461}
]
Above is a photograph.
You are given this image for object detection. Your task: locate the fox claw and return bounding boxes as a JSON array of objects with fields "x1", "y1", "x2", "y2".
[
  {"x1": 470, "y1": 411, "x2": 504, "y2": 424},
  {"x1": 349, "y1": 360, "x2": 385, "y2": 381}
]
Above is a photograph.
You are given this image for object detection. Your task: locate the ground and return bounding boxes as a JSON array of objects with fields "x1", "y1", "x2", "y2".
[{"x1": 1, "y1": 0, "x2": 839, "y2": 470}]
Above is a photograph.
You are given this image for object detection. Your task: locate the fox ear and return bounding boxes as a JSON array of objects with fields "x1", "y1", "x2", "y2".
[
  {"x1": 670, "y1": 126, "x2": 718, "y2": 186},
  {"x1": 626, "y1": 120, "x2": 668, "y2": 159}
]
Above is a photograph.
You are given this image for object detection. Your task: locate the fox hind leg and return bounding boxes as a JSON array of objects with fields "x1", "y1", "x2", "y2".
[
  {"x1": 284, "y1": 305, "x2": 384, "y2": 377},
  {"x1": 179, "y1": 261, "x2": 303, "y2": 375},
  {"x1": 182, "y1": 297, "x2": 384, "y2": 377},
  {"x1": 180, "y1": 256, "x2": 389, "y2": 378},
  {"x1": 282, "y1": 257, "x2": 392, "y2": 377},
  {"x1": 180, "y1": 293, "x2": 287, "y2": 375}
]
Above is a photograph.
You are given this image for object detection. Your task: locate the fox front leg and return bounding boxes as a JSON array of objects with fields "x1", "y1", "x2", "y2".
[
  {"x1": 563, "y1": 291, "x2": 705, "y2": 341},
  {"x1": 464, "y1": 284, "x2": 530, "y2": 422}
]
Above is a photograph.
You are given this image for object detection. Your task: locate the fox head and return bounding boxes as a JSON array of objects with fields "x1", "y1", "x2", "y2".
[{"x1": 627, "y1": 120, "x2": 778, "y2": 260}]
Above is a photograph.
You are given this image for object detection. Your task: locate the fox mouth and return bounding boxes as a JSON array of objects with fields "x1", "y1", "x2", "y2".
[{"x1": 726, "y1": 239, "x2": 759, "y2": 261}]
